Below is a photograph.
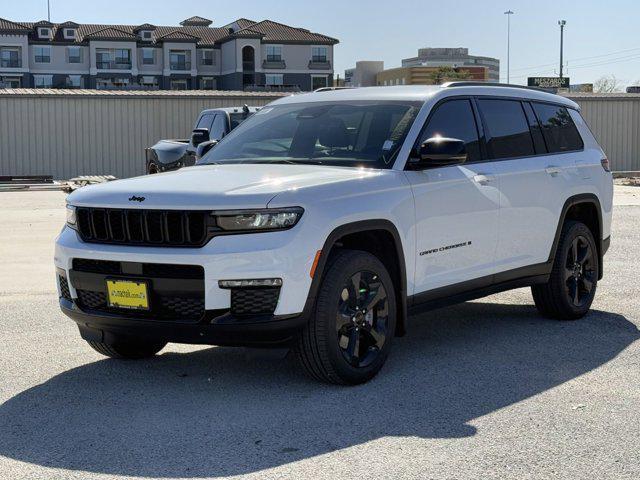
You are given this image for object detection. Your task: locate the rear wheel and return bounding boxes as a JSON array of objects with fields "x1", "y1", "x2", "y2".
[
  {"x1": 294, "y1": 250, "x2": 396, "y2": 385},
  {"x1": 532, "y1": 221, "x2": 598, "y2": 320},
  {"x1": 148, "y1": 164, "x2": 159, "y2": 174},
  {"x1": 87, "y1": 338, "x2": 167, "y2": 359}
]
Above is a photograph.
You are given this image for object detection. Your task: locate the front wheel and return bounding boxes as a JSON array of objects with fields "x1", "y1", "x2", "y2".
[
  {"x1": 294, "y1": 250, "x2": 396, "y2": 385},
  {"x1": 532, "y1": 220, "x2": 599, "y2": 320}
]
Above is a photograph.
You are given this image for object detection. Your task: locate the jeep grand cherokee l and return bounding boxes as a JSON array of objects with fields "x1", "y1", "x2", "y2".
[{"x1": 56, "y1": 83, "x2": 613, "y2": 384}]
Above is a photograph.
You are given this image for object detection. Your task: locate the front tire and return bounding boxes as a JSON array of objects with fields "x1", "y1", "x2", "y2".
[
  {"x1": 532, "y1": 220, "x2": 599, "y2": 320},
  {"x1": 87, "y1": 338, "x2": 167, "y2": 359},
  {"x1": 294, "y1": 250, "x2": 396, "y2": 385}
]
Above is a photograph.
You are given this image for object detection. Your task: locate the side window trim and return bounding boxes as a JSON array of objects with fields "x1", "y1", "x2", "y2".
[
  {"x1": 410, "y1": 95, "x2": 488, "y2": 167},
  {"x1": 522, "y1": 101, "x2": 548, "y2": 155}
]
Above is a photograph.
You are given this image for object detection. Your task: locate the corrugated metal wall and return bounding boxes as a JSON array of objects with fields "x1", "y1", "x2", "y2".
[
  {"x1": 565, "y1": 94, "x2": 640, "y2": 172},
  {"x1": 0, "y1": 90, "x2": 285, "y2": 179},
  {"x1": 1, "y1": 91, "x2": 639, "y2": 178}
]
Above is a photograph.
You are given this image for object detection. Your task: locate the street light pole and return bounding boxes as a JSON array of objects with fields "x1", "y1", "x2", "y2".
[
  {"x1": 504, "y1": 10, "x2": 514, "y2": 83},
  {"x1": 559, "y1": 20, "x2": 566, "y2": 79}
]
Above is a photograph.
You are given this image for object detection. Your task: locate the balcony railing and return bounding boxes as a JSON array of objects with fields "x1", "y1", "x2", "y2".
[
  {"x1": 1, "y1": 59, "x2": 21, "y2": 68},
  {"x1": 170, "y1": 61, "x2": 191, "y2": 71},
  {"x1": 96, "y1": 61, "x2": 132, "y2": 70},
  {"x1": 262, "y1": 59, "x2": 286, "y2": 69},
  {"x1": 244, "y1": 84, "x2": 301, "y2": 93},
  {"x1": 308, "y1": 60, "x2": 331, "y2": 70}
]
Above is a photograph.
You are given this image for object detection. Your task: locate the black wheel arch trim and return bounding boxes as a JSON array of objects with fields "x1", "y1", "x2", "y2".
[
  {"x1": 300, "y1": 219, "x2": 409, "y2": 336},
  {"x1": 548, "y1": 193, "x2": 605, "y2": 280}
]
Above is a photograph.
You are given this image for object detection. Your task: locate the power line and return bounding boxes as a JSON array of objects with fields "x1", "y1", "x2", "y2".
[{"x1": 509, "y1": 46, "x2": 640, "y2": 73}]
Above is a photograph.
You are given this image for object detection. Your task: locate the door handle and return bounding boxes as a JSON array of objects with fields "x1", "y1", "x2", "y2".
[
  {"x1": 545, "y1": 166, "x2": 562, "y2": 176},
  {"x1": 473, "y1": 174, "x2": 494, "y2": 185}
]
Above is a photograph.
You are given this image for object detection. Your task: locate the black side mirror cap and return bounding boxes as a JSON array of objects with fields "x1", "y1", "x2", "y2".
[
  {"x1": 407, "y1": 137, "x2": 468, "y2": 170},
  {"x1": 195, "y1": 139, "x2": 219, "y2": 159},
  {"x1": 191, "y1": 128, "x2": 210, "y2": 147}
]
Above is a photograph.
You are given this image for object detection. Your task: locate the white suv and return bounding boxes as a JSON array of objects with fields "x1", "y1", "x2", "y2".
[{"x1": 55, "y1": 83, "x2": 613, "y2": 384}]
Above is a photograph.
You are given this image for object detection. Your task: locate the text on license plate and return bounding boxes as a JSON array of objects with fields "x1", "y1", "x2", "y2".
[{"x1": 106, "y1": 280, "x2": 149, "y2": 310}]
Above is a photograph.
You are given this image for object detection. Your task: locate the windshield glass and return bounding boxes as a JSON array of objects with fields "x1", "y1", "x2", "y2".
[{"x1": 198, "y1": 101, "x2": 422, "y2": 169}]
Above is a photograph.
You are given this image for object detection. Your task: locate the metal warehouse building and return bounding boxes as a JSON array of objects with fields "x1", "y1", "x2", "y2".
[{"x1": 0, "y1": 89, "x2": 639, "y2": 179}]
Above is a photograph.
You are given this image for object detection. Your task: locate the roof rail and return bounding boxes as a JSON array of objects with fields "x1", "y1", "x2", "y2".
[
  {"x1": 313, "y1": 86, "x2": 353, "y2": 93},
  {"x1": 441, "y1": 81, "x2": 550, "y2": 93}
]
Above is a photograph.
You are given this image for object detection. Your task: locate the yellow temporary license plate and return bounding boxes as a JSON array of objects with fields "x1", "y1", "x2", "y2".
[{"x1": 106, "y1": 279, "x2": 149, "y2": 310}]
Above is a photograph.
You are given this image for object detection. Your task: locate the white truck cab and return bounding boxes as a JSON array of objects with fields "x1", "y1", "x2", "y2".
[{"x1": 56, "y1": 83, "x2": 613, "y2": 384}]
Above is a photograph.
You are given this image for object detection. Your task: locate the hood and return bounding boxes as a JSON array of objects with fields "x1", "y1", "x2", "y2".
[{"x1": 67, "y1": 164, "x2": 384, "y2": 210}]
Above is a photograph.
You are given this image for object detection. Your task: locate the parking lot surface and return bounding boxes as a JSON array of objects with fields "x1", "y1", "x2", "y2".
[{"x1": 1, "y1": 187, "x2": 639, "y2": 480}]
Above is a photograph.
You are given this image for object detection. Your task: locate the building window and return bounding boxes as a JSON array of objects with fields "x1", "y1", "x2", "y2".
[
  {"x1": 34, "y1": 46, "x2": 51, "y2": 63},
  {"x1": 170, "y1": 50, "x2": 190, "y2": 70},
  {"x1": 201, "y1": 49, "x2": 214, "y2": 66},
  {"x1": 66, "y1": 75, "x2": 82, "y2": 88},
  {"x1": 67, "y1": 46, "x2": 81, "y2": 64},
  {"x1": 170, "y1": 79, "x2": 188, "y2": 90},
  {"x1": 266, "y1": 45, "x2": 282, "y2": 62},
  {"x1": 38, "y1": 27, "x2": 51, "y2": 39},
  {"x1": 140, "y1": 76, "x2": 158, "y2": 88},
  {"x1": 265, "y1": 74, "x2": 283, "y2": 86},
  {"x1": 142, "y1": 48, "x2": 155, "y2": 65},
  {"x1": 115, "y1": 49, "x2": 131, "y2": 68},
  {"x1": 33, "y1": 75, "x2": 53, "y2": 88},
  {"x1": 141, "y1": 31, "x2": 152, "y2": 40},
  {"x1": 64, "y1": 29, "x2": 76, "y2": 39},
  {"x1": 311, "y1": 75, "x2": 328, "y2": 90},
  {"x1": 312, "y1": 46, "x2": 328, "y2": 63},
  {"x1": 0, "y1": 47, "x2": 21, "y2": 68},
  {"x1": 201, "y1": 77, "x2": 215, "y2": 89},
  {"x1": 0, "y1": 76, "x2": 21, "y2": 88}
]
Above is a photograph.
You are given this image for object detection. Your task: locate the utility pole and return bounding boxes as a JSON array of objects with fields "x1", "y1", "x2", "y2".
[
  {"x1": 559, "y1": 20, "x2": 566, "y2": 79},
  {"x1": 504, "y1": 10, "x2": 514, "y2": 83},
  {"x1": 47, "y1": 0, "x2": 51, "y2": 22}
]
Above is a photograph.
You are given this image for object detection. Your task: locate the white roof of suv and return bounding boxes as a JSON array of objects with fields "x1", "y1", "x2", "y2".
[{"x1": 271, "y1": 83, "x2": 580, "y2": 110}]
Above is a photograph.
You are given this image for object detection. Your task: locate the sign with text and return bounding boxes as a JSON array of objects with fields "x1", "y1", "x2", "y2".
[{"x1": 528, "y1": 77, "x2": 570, "y2": 89}]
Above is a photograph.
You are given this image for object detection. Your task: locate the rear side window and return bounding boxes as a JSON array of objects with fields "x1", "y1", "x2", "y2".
[
  {"x1": 477, "y1": 99, "x2": 535, "y2": 159},
  {"x1": 531, "y1": 102, "x2": 583, "y2": 153},
  {"x1": 195, "y1": 114, "x2": 214, "y2": 130},
  {"x1": 419, "y1": 99, "x2": 481, "y2": 162}
]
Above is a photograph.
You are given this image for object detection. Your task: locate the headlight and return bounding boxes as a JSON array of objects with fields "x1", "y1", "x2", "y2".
[
  {"x1": 66, "y1": 205, "x2": 77, "y2": 229},
  {"x1": 215, "y1": 207, "x2": 303, "y2": 232}
]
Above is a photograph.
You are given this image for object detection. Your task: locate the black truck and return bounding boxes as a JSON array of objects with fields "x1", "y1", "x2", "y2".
[{"x1": 145, "y1": 105, "x2": 261, "y2": 174}]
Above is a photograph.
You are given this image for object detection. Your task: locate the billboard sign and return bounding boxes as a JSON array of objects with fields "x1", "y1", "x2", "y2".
[{"x1": 527, "y1": 77, "x2": 570, "y2": 89}]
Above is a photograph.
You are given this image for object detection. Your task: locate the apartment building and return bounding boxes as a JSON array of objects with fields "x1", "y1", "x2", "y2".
[{"x1": 0, "y1": 16, "x2": 338, "y2": 91}]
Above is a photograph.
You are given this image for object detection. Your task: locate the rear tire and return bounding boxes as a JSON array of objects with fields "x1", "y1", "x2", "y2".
[
  {"x1": 87, "y1": 338, "x2": 167, "y2": 359},
  {"x1": 294, "y1": 250, "x2": 396, "y2": 385},
  {"x1": 532, "y1": 221, "x2": 598, "y2": 320}
]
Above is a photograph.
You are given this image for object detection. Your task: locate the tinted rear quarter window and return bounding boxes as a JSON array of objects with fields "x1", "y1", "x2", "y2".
[
  {"x1": 531, "y1": 102, "x2": 583, "y2": 153},
  {"x1": 419, "y1": 99, "x2": 481, "y2": 162},
  {"x1": 477, "y1": 99, "x2": 535, "y2": 159}
]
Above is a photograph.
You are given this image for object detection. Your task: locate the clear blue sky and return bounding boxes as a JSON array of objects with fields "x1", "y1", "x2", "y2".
[{"x1": 5, "y1": 0, "x2": 640, "y2": 87}]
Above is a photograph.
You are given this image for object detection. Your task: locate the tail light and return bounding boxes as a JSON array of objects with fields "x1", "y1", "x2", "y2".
[{"x1": 601, "y1": 158, "x2": 611, "y2": 172}]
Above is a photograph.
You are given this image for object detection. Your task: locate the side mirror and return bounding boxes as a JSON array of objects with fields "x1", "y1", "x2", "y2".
[
  {"x1": 407, "y1": 137, "x2": 468, "y2": 169},
  {"x1": 191, "y1": 128, "x2": 210, "y2": 147},
  {"x1": 195, "y1": 139, "x2": 219, "y2": 159}
]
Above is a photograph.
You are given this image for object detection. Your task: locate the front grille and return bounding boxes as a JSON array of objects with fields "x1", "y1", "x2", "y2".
[
  {"x1": 231, "y1": 287, "x2": 280, "y2": 315},
  {"x1": 72, "y1": 259, "x2": 203, "y2": 279},
  {"x1": 76, "y1": 289, "x2": 205, "y2": 321},
  {"x1": 58, "y1": 275, "x2": 72, "y2": 301},
  {"x1": 76, "y1": 208, "x2": 211, "y2": 247}
]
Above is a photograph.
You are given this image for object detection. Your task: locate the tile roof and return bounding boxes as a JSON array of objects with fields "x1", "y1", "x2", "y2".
[
  {"x1": 180, "y1": 16, "x2": 213, "y2": 26},
  {"x1": 83, "y1": 27, "x2": 138, "y2": 40},
  {"x1": 133, "y1": 23, "x2": 156, "y2": 32},
  {"x1": 231, "y1": 20, "x2": 338, "y2": 44},
  {"x1": 0, "y1": 17, "x2": 31, "y2": 32},
  {"x1": 4, "y1": 17, "x2": 338, "y2": 46}
]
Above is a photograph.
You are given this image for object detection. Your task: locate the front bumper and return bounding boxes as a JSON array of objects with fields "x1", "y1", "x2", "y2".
[{"x1": 60, "y1": 298, "x2": 307, "y2": 347}]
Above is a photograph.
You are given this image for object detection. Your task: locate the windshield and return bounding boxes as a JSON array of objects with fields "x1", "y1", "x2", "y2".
[{"x1": 199, "y1": 101, "x2": 422, "y2": 169}]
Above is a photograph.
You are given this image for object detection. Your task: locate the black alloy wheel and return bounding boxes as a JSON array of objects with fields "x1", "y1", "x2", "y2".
[
  {"x1": 335, "y1": 271, "x2": 389, "y2": 368},
  {"x1": 564, "y1": 235, "x2": 596, "y2": 308}
]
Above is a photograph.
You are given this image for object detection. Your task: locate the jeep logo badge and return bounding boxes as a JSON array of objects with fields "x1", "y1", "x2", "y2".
[{"x1": 128, "y1": 195, "x2": 145, "y2": 202}]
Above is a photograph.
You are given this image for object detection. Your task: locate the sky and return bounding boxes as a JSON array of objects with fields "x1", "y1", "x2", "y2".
[{"x1": 3, "y1": 0, "x2": 640, "y2": 87}]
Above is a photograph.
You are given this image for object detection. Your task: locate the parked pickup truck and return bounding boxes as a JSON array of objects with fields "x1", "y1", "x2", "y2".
[{"x1": 145, "y1": 106, "x2": 261, "y2": 174}]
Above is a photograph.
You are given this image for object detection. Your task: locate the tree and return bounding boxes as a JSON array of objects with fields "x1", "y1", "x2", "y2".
[
  {"x1": 593, "y1": 75, "x2": 621, "y2": 93},
  {"x1": 427, "y1": 66, "x2": 471, "y2": 85}
]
